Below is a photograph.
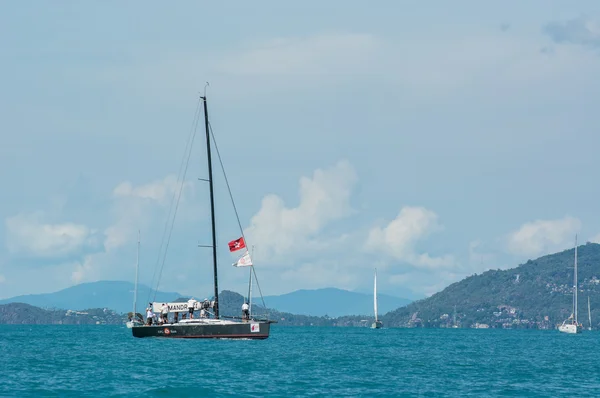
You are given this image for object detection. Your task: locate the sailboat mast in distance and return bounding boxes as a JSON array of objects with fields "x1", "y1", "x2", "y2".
[
  {"x1": 559, "y1": 235, "x2": 582, "y2": 334},
  {"x1": 371, "y1": 268, "x2": 383, "y2": 328},
  {"x1": 588, "y1": 296, "x2": 592, "y2": 330},
  {"x1": 202, "y1": 95, "x2": 220, "y2": 319},
  {"x1": 453, "y1": 305, "x2": 457, "y2": 327},
  {"x1": 574, "y1": 235, "x2": 578, "y2": 325},
  {"x1": 374, "y1": 268, "x2": 378, "y2": 322}
]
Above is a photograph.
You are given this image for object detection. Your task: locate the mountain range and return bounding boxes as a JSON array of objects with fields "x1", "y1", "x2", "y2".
[
  {"x1": 0, "y1": 281, "x2": 411, "y2": 317},
  {"x1": 0, "y1": 281, "x2": 181, "y2": 315}
]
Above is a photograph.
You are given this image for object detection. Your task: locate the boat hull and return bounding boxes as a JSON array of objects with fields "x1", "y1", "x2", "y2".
[
  {"x1": 131, "y1": 321, "x2": 271, "y2": 339},
  {"x1": 558, "y1": 323, "x2": 582, "y2": 334},
  {"x1": 126, "y1": 320, "x2": 144, "y2": 329},
  {"x1": 371, "y1": 321, "x2": 383, "y2": 329}
]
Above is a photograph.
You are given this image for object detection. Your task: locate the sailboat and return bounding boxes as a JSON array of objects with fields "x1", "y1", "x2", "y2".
[
  {"x1": 131, "y1": 93, "x2": 273, "y2": 339},
  {"x1": 126, "y1": 231, "x2": 143, "y2": 328},
  {"x1": 558, "y1": 235, "x2": 583, "y2": 334},
  {"x1": 371, "y1": 269, "x2": 383, "y2": 329},
  {"x1": 588, "y1": 296, "x2": 592, "y2": 331}
]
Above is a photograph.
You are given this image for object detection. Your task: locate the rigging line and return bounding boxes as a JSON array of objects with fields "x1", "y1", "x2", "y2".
[
  {"x1": 208, "y1": 121, "x2": 245, "y2": 236},
  {"x1": 147, "y1": 96, "x2": 202, "y2": 304},
  {"x1": 251, "y1": 264, "x2": 268, "y2": 314},
  {"x1": 153, "y1": 101, "x2": 202, "y2": 301},
  {"x1": 208, "y1": 121, "x2": 268, "y2": 308},
  {"x1": 147, "y1": 101, "x2": 201, "y2": 305}
]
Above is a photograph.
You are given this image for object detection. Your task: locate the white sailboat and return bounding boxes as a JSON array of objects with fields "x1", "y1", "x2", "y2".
[
  {"x1": 558, "y1": 235, "x2": 583, "y2": 334},
  {"x1": 126, "y1": 231, "x2": 143, "y2": 328},
  {"x1": 371, "y1": 269, "x2": 383, "y2": 329},
  {"x1": 588, "y1": 296, "x2": 592, "y2": 331}
]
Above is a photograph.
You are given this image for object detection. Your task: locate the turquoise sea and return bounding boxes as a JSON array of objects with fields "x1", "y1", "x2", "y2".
[{"x1": 1, "y1": 325, "x2": 599, "y2": 397}]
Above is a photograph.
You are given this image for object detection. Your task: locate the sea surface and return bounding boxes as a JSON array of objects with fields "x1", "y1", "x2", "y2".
[{"x1": 1, "y1": 325, "x2": 599, "y2": 397}]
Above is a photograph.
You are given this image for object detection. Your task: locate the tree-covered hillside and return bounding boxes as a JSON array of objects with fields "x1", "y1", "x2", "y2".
[{"x1": 384, "y1": 242, "x2": 600, "y2": 329}]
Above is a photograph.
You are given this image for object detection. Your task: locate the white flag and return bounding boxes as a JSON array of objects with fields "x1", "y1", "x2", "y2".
[{"x1": 233, "y1": 251, "x2": 253, "y2": 267}]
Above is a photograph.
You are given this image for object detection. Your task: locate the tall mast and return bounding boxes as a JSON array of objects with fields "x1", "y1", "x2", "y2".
[
  {"x1": 202, "y1": 95, "x2": 220, "y2": 318},
  {"x1": 588, "y1": 296, "x2": 592, "y2": 330},
  {"x1": 374, "y1": 268, "x2": 378, "y2": 322},
  {"x1": 453, "y1": 305, "x2": 457, "y2": 327},
  {"x1": 574, "y1": 234, "x2": 578, "y2": 324},
  {"x1": 133, "y1": 230, "x2": 140, "y2": 316}
]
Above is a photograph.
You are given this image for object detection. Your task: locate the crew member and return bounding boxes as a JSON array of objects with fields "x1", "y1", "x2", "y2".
[
  {"x1": 146, "y1": 307, "x2": 153, "y2": 326},
  {"x1": 242, "y1": 301, "x2": 250, "y2": 321},
  {"x1": 161, "y1": 303, "x2": 169, "y2": 324},
  {"x1": 187, "y1": 297, "x2": 197, "y2": 319}
]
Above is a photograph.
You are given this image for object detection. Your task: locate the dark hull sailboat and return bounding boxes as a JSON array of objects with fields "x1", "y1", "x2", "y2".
[
  {"x1": 132, "y1": 91, "x2": 273, "y2": 339},
  {"x1": 132, "y1": 320, "x2": 271, "y2": 339}
]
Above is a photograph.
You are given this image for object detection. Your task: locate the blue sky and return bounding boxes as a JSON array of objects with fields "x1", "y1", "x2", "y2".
[{"x1": 1, "y1": 1, "x2": 600, "y2": 301}]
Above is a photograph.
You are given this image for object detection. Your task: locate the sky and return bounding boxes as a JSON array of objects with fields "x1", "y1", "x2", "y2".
[{"x1": 1, "y1": 1, "x2": 600, "y2": 301}]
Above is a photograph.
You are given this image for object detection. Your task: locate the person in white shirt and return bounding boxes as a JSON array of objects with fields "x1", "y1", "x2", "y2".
[
  {"x1": 187, "y1": 298, "x2": 197, "y2": 319},
  {"x1": 242, "y1": 302, "x2": 249, "y2": 321},
  {"x1": 146, "y1": 307, "x2": 153, "y2": 326},
  {"x1": 160, "y1": 303, "x2": 169, "y2": 324}
]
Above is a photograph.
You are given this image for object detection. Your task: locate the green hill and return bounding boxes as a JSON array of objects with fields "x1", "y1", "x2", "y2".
[{"x1": 384, "y1": 242, "x2": 600, "y2": 329}]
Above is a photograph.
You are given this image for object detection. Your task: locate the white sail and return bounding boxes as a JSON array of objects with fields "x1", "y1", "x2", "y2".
[
  {"x1": 588, "y1": 296, "x2": 592, "y2": 330},
  {"x1": 374, "y1": 269, "x2": 378, "y2": 322},
  {"x1": 575, "y1": 237, "x2": 578, "y2": 325}
]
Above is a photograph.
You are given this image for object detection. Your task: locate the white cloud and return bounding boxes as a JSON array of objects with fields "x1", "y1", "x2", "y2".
[
  {"x1": 506, "y1": 216, "x2": 581, "y2": 257},
  {"x1": 0, "y1": 274, "x2": 5, "y2": 284},
  {"x1": 244, "y1": 160, "x2": 357, "y2": 265},
  {"x1": 5, "y1": 213, "x2": 98, "y2": 257},
  {"x1": 71, "y1": 255, "x2": 97, "y2": 284},
  {"x1": 365, "y1": 206, "x2": 453, "y2": 269},
  {"x1": 220, "y1": 33, "x2": 380, "y2": 77},
  {"x1": 105, "y1": 174, "x2": 195, "y2": 251},
  {"x1": 112, "y1": 175, "x2": 192, "y2": 205}
]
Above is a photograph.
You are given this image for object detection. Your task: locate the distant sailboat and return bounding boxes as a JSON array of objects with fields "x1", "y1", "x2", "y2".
[
  {"x1": 371, "y1": 269, "x2": 383, "y2": 329},
  {"x1": 588, "y1": 296, "x2": 592, "y2": 331},
  {"x1": 558, "y1": 235, "x2": 583, "y2": 334},
  {"x1": 452, "y1": 305, "x2": 458, "y2": 328}
]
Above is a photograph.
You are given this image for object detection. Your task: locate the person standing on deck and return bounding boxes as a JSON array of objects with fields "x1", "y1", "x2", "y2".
[
  {"x1": 146, "y1": 307, "x2": 153, "y2": 325},
  {"x1": 242, "y1": 301, "x2": 249, "y2": 321},
  {"x1": 187, "y1": 298, "x2": 197, "y2": 319},
  {"x1": 160, "y1": 303, "x2": 169, "y2": 324}
]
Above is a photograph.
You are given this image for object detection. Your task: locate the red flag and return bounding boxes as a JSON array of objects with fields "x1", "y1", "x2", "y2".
[{"x1": 228, "y1": 237, "x2": 246, "y2": 252}]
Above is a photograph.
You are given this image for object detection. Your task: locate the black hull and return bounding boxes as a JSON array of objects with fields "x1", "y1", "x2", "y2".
[{"x1": 131, "y1": 321, "x2": 271, "y2": 339}]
